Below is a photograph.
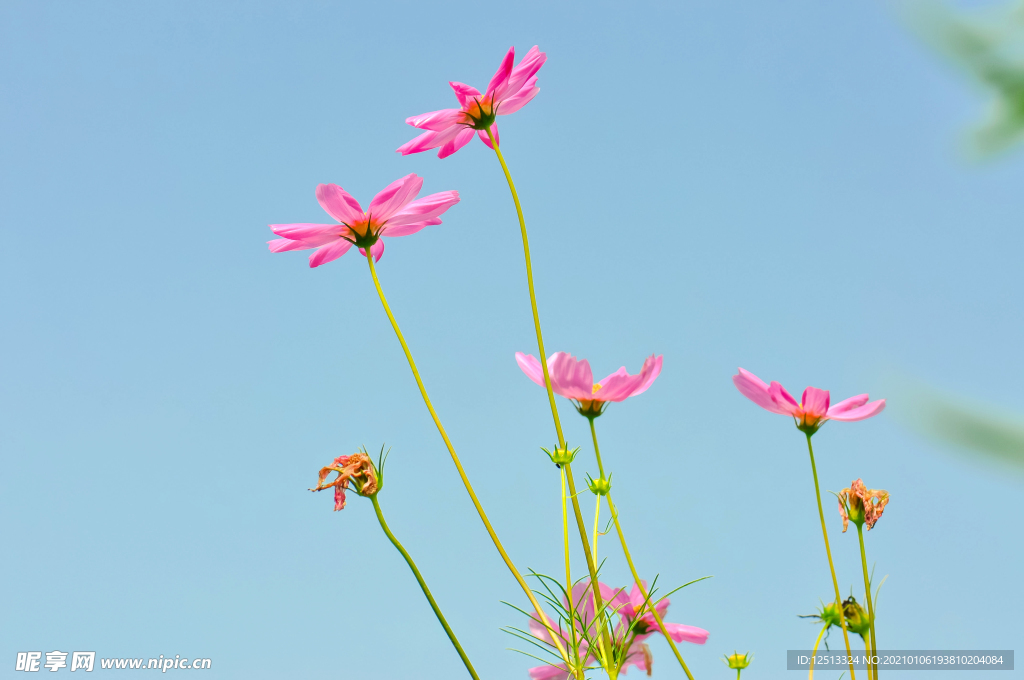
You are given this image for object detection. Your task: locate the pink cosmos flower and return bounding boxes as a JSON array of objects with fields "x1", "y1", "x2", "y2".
[
  {"x1": 603, "y1": 582, "x2": 710, "y2": 649},
  {"x1": 732, "y1": 368, "x2": 886, "y2": 433},
  {"x1": 515, "y1": 352, "x2": 662, "y2": 417},
  {"x1": 397, "y1": 45, "x2": 546, "y2": 158},
  {"x1": 268, "y1": 174, "x2": 459, "y2": 268},
  {"x1": 525, "y1": 581, "x2": 707, "y2": 679}
]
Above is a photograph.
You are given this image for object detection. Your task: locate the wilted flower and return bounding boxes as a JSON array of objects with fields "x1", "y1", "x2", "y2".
[
  {"x1": 723, "y1": 651, "x2": 752, "y2": 670},
  {"x1": 516, "y1": 352, "x2": 662, "y2": 418},
  {"x1": 311, "y1": 452, "x2": 379, "y2": 511},
  {"x1": 268, "y1": 174, "x2": 459, "y2": 267},
  {"x1": 838, "y1": 478, "x2": 890, "y2": 532},
  {"x1": 732, "y1": 368, "x2": 886, "y2": 434},
  {"x1": 398, "y1": 46, "x2": 546, "y2": 158}
]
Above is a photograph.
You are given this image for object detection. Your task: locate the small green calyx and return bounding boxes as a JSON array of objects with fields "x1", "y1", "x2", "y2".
[
  {"x1": 723, "y1": 651, "x2": 752, "y2": 670},
  {"x1": 800, "y1": 600, "x2": 842, "y2": 629},
  {"x1": 586, "y1": 472, "x2": 612, "y2": 496},
  {"x1": 541, "y1": 444, "x2": 579, "y2": 467},
  {"x1": 348, "y1": 229, "x2": 380, "y2": 250}
]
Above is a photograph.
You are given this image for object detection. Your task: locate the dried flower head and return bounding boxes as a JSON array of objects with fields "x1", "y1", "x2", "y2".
[
  {"x1": 838, "y1": 478, "x2": 890, "y2": 532},
  {"x1": 311, "y1": 452, "x2": 379, "y2": 511}
]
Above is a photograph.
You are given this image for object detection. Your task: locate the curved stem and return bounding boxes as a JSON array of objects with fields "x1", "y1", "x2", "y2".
[
  {"x1": 857, "y1": 525, "x2": 878, "y2": 679},
  {"x1": 809, "y1": 623, "x2": 828, "y2": 680},
  {"x1": 590, "y1": 419, "x2": 695, "y2": 680},
  {"x1": 485, "y1": 128, "x2": 610, "y2": 645},
  {"x1": 364, "y1": 251, "x2": 569, "y2": 666},
  {"x1": 370, "y1": 494, "x2": 480, "y2": 680},
  {"x1": 805, "y1": 434, "x2": 856, "y2": 680}
]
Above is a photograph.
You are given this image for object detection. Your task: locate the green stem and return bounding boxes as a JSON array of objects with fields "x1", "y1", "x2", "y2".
[
  {"x1": 561, "y1": 469, "x2": 584, "y2": 680},
  {"x1": 485, "y1": 127, "x2": 611, "y2": 650},
  {"x1": 857, "y1": 524, "x2": 878, "y2": 679},
  {"x1": 805, "y1": 433, "x2": 856, "y2": 680},
  {"x1": 364, "y1": 250, "x2": 569, "y2": 666},
  {"x1": 590, "y1": 418, "x2": 696, "y2": 680},
  {"x1": 370, "y1": 494, "x2": 480, "y2": 680},
  {"x1": 809, "y1": 623, "x2": 827, "y2": 680}
]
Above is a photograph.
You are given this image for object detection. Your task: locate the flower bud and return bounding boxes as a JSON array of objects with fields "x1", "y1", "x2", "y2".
[
  {"x1": 723, "y1": 651, "x2": 752, "y2": 670},
  {"x1": 541, "y1": 444, "x2": 579, "y2": 467},
  {"x1": 587, "y1": 473, "x2": 612, "y2": 496},
  {"x1": 842, "y1": 596, "x2": 871, "y2": 638}
]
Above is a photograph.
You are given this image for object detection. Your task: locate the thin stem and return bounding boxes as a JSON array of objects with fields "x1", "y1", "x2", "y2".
[
  {"x1": 364, "y1": 251, "x2": 569, "y2": 666},
  {"x1": 805, "y1": 433, "x2": 856, "y2": 680},
  {"x1": 857, "y1": 525, "x2": 879, "y2": 679},
  {"x1": 485, "y1": 127, "x2": 611, "y2": 647},
  {"x1": 370, "y1": 494, "x2": 480, "y2": 680},
  {"x1": 809, "y1": 623, "x2": 828, "y2": 680},
  {"x1": 560, "y1": 468, "x2": 584, "y2": 680},
  {"x1": 591, "y1": 494, "x2": 601, "y2": 567},
  {"x1": 865, "y1": 632, "x2": 874, "y2": 680},
  {"x1": 484, "y1": 126, "x2": 565, "y2": 446},
  {"x1": 591, "y1": 418, "x2": 695, "y2": 680}
]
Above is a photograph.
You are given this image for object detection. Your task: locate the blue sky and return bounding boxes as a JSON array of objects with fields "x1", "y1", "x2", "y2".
[{"x1": 1, "y1": 1, "x2": 1021, "y2": 678}]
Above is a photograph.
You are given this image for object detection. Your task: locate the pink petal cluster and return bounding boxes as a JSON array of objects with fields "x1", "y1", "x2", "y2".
[
  {"x1": 268, "y1": 174, "x2": 459, "y2": 267},
  {"x1": 526, "y1": 581, "x2": 707, "y2": 679},
  {"x1": 732, "y1": 368, "x2": 885, "y2": 432},
  {"x1": 398, "y1": 46, "x2": 546, "y2": 158},
  {"x1": 516, "y1": 352, "x2": 662, "y2": 416}
]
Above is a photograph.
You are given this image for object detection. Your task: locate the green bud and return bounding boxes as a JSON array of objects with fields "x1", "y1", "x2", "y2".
[
  {"x1": 722, "y1": 651, "x2": 752, "y2": 670},
  {"x1": 842, "y1": 596, "x2": 871, "y2": 638},
  {"x1": 541, "y1": 444, "x2": 579, "y2": 467},
  {"x1": 586, "y1": 473, "x2": 612, "y2": 496}
]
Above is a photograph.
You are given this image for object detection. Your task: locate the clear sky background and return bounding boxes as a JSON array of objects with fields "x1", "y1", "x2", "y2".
[{"x1": 2, "y1": 1, "x2": 1022, "y2": 678}]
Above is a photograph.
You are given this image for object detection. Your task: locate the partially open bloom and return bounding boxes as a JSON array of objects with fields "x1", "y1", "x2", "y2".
[
  {"x1": 311, "y1": 452, "x2": 379, "y2": 511},
  {"x1": 838, "y1": 478, "x2": 890, "y2": 532},
  {"x1": 516, "y1": 352, "x2": 663, "y2": 417},
  {"x1": 732, "y1": 368, "x2": 886, "y2": 434},
  {"x1": 268, "y1": 174, "x2": 459, "y2": 267},
  {"x1": 398, "y1": 45, "x2": 546, "y2": 158}
]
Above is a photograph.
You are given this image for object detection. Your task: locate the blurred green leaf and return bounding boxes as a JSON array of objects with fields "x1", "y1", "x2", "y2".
[
  {"x1": 898, "y1": 380, "x2": 1024, "y2": 471},
  {"x1": 906, "y1": 0, "x2": 1024, "y2": 157}
]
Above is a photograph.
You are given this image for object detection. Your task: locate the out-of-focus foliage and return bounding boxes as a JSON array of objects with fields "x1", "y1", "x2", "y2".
[
  {"x1": 907, "y1": 0, "x2": 1024, "y2": 157},
  {"x1": 897, "y1": 379, "x2": 1024, "y2": 472}
]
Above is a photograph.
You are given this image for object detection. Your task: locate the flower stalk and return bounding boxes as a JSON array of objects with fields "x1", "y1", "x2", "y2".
[
  {"x1": 857, "y1": 525, "x2": 879, "y2": 679},
  {"x1": 485, "y1": 126, "x2": 614, "y2": 655},
  {"x1": 589, "y1": 417, "x2": 697, "y2": 680},
  {"x1": 362, "y1": 249, "x2": 570, "y2": 666},
  {"x1": 370, "y1": 493, "x2": 480, "y2": 680},
  {"x1": 805, "y1": 434, "x2": 857, "y2": 680}
]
